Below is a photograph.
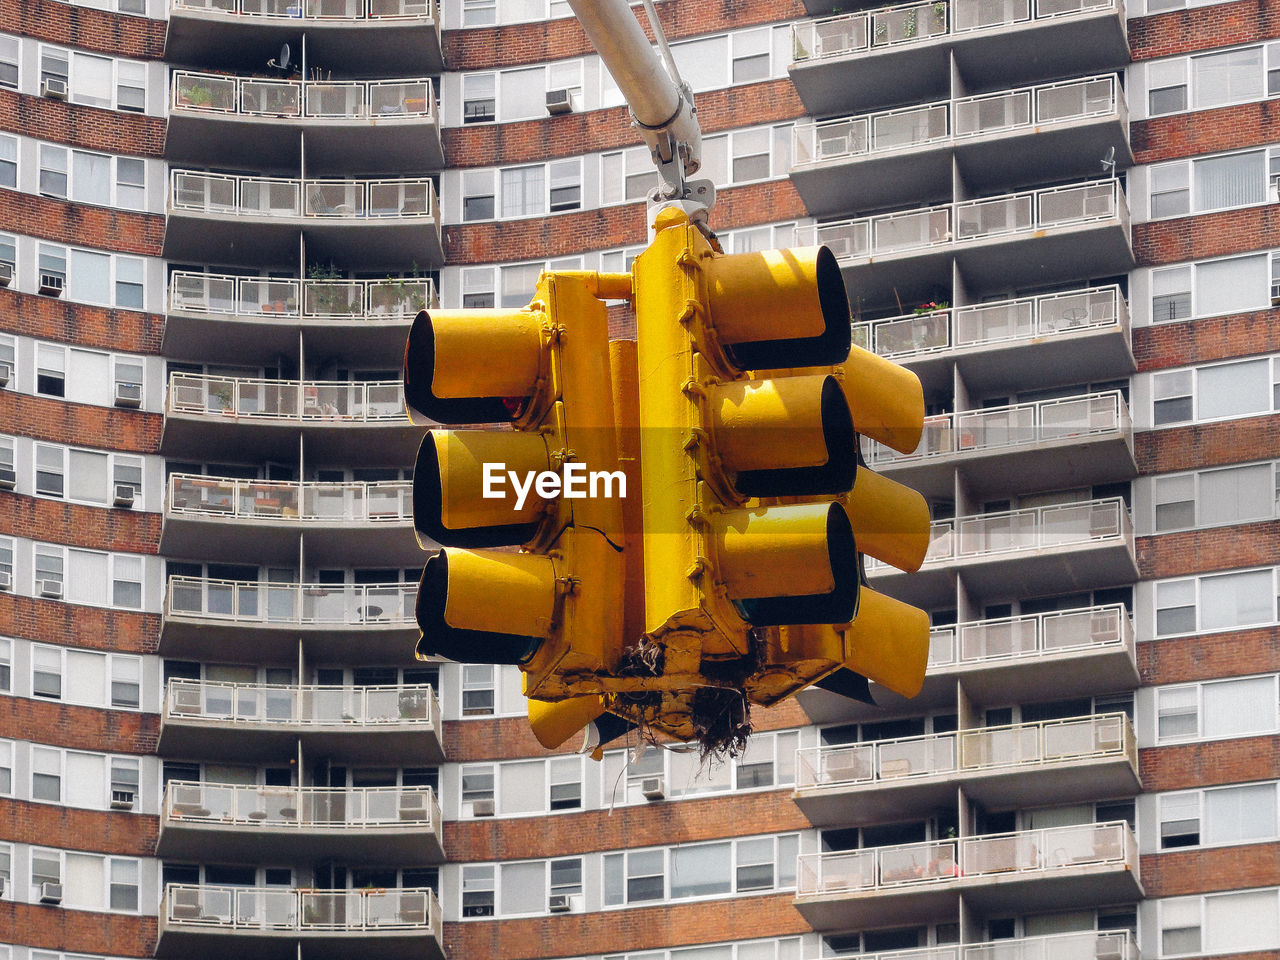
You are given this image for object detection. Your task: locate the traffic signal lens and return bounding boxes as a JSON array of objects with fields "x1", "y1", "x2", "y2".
[{"x1": 843, "y1": 466, "x2": 931, "y2": 572}]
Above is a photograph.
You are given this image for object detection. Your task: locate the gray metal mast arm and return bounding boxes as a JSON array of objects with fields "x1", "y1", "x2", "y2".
[{"x1": 567, "y1": 0, "x2": 711, "y2": 215}]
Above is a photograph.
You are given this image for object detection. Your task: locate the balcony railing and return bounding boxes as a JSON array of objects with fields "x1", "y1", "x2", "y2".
[
  {"x1": 169, "y1": 272, "x2": 435, "y2": 321},
  {"x1": 851, "y1": 286, "x2": 1128, "y2": 360},
  {"x1": 164, "y1": 781, "x2": 439, "y2": 830},
  {"x1": 866, "y1": 391, "x2": 1130, "y2": 466},
  {"x1": 172, "y1": 72, "x2": 435, "y2": 121},
  {"x1": 795, "y1": 180, "x2": 1126, "y2": 262},
  {"x1": 165, "y1": 577, "x2": 416, "y2": 626},
  {"x1": 171, "y1": 0, "x2": 433, "y2": 20},
  {"x1": 796, "y1": 713, "x2": 1132, "y2": 788},
  {"x1": 797, "y1": 821, "x2": 1135, "y2": 895},
  {"x1": 868, "y1": 498, "x2": 1131, "y2": 573},
  {"x1": 170, "y1": 170, "x2": 436, "y2": 221},
  {"x1": 167, "y1": 374, "x2": 406, "y2": 422},
  {"x1": 162, "y1": 883, "x2": 438, "y2": 931},
  {"x1": 925, "y1": 603, "x2": 1132, "y2": 670},
  {"x1": 792, "y1": 0, "x2": 1117, "y2": 63},
  {"x1": 164, "y1": 679, "x2": 437, "y2": 727},
  {"x1": 794, "y1": 75, "x2": 1119, "y2": 166},
  {"x1": 810, "y1": 930, "x2": 1137, "y2": 960},
  {"x1": 168, "y1": 475, "x2": 411, "y2": 524}
]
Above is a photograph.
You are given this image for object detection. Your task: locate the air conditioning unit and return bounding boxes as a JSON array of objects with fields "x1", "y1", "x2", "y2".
[
  {"x1": 398, "y1": 792, "x2": 429, "y2": 820},
  {"x1": 467, "y1": 798, "x2": 495, "y2": 817},
  {"x1": 115, "y1": 381, "x2": 143, "y2": 408},
  {"x1": 0, "y1": 571, "x2": 10, "y2": 590},
  {"x1": 41, "y1": 77, "x2": 68, "y2": 100},
  {"x1": 111, "y1": 788, "x2": 136, "y2": 810},
  {"x1": 546, "y1": 88, "x2": 573, "y2": 115},
  {"x1": 39, "y1": 273, "x2": 64, "y2": 297},
  {"x1": 172, "y1": 685, "x2": 202, "y2": 715},
  {"x1": 0, "y1": 262, "x2": 12, "y2": 287},
  {"x1": 0, "y1": 467, "x2": 14, "y2": 490},
  {"x1": 548, "y1": 893, "x2": 571, "y2": 913},
  {"x1": 38, "y1": 578, "x2": 63, "y2": 600},
  {"x1": 640, "y1": 776, "x2": 665, "y2": 801},
  {"x1": 0, "y1": 361, "x2": 10, "y2": 387},
  {"x1": 39, "y1": 881, "x2": 64, "y2": 904},
  {"x1": 113, "y1": 484, "x2": 136, "y2": 508}
]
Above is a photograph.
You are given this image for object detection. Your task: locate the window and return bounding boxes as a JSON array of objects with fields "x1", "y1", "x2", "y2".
[
  {"x1": 1160, "y1": 890, "x2": 1280, "y2": 957},
  {"x1": 1155, "y1": 675, "x2": 1280, "y2": 742},
  {"x1": 1159, "y1": 792, "x2": 1201, "y2": 848},
  {"x1": 34, "y1": 545, "x2": 64, "y2": 591},
  {"x1": 672, "y1": 842, "x2": 732, "y2": 899},
  {"x1": 549, "y1": 756, "x2": 581, "y2": 810},
  {"x1": 116, "y1": 60, "x2": 145, "y2": 113},
  {"x1": 1149, "y1": 149, "x2": 1272, "y2": 220},
  {"x1": 31, "y1": 848, "x2": 61, "y2": 886},
  {"x1": 501, "y1": 165, "x2": 545, "y2": 219},
  {"x1": 549, "y1": 857, "x2": 581, "y2": 899},
  {"x1": 111, "y1": 655, "x2": 141, "y2": 707},
  {"x1": 498, "y1": 66, "x2": 545, "y2": 122},
  {"x1": 463, "y1": 0, "x2": 497, "y2": 25},
  {"x1": 35, "y1": 445, "x2": 65, "y2": 497},
  {"x1": 1153, "y1": 462, "x2": 1277, "y2": 531},
  {"x1": 0, "y1": 36, "x2": 17, "y2": 90},
  {"x1": 116, "y1": 158, "x2": 145, "y2": 210},
  {"x1": 548, "y1": 160, "x2": 582, "y2": 212},
  {"x1": 700, "y1": 125, "x2": 791, "y2": 187},
  {"x1": 38, "y1": 245, "x2": 67, "y2": 288},
  {"x1": 0, "y1": 135, "x2": 15, "y2": 189},
  {"x1": 604, "y1": 849, "x2": 665, "y2": 904},
  {"x1": 462, "y1": 73, "x2": 496, "y2": 124},
  {"x1": 1151, "y1": 356, "x2": 1280, "y2": 425},
  {"x1": 40, "y1": 48, "x2": 69, "y2": 89},
  {"x1": 461, "y1": 764, "x2": 495, "y2": 811},
  {"x1": 602, "y1": 146, "x2": 652, "y2": 205},
  {"x1": 462, "y1": 169, "x2": 496, "y2": 222},
  {"x1": 461, "y1": 267, "x2": 495, "y2": 308},
  {"x1": 736, "y1": 731, "x2": 798, "y2": 788},
  {"x1": 0, "y1": 537, "x2": 11, "y2": 585},
  {"x1": 114, "y1": 455, "x2": 143, "y2": 501},
  {"x1": 111, "y1": 555, "x2": 143, "y2": 608},
  {"x1": 109, "y1": 858, "x2": 139, "y2": 910},
  {"x1": 1193, "y1": 46, "x2": 1264, "y2": 109},
  {"x1": 1155, "y1": 569, "x2": 1277, "y2": 637},
  {"x1": 1151, "y1": 253, "x2": 1269, "y2": 323},
  {"x1": 115, "y1": 257, "x2": 144, "y2": 309},
  {"x1": 110, "y1": 757, "x2": 140, "y2": 799},
  {"x1": 0, "y1": 234, "x2": 14, "y2": 272},
  {"x1": 39, "y1": 146, "x2": 69, "y2": 199},
  {"x1": 71, "y1": 150, "x2": 111, "y2": 206},
  {"x1": 462, "y1": 865, "x2": 495, "y2": 917},
  {"x1": 731, "y1": 28, "x2": 771, "y2": 83},
  {"x1": 0, "y1": 638, "x2": 8, "y2": 693},
  {"x1": 71, "y1": 52, "x2": 112, "y2": 108},
  {"x1": 115, "y1": 357, "x2": 144, "y2": 402},
  {"x1": 32, "y1": 747, "x2": 62, "y2": 801},
  {"x1": 500, "y1": 263, "x2": 542, "y2": 308},
  {"x1": 461, "y1": 664, "x2": 494, "y2": 716}
]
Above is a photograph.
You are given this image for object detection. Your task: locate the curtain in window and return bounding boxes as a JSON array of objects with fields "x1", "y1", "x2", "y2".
[
  {"x1": 72, "y1": 152, "x2": 111, "y2": 206},
  {"x1": 68, "y1": 250, "x2": 111, "y2": 307},
  {"x1": 65, "y1": 751, "x2": 105, "y2": 808},
  {"x1": 1203, "y1": 674, "x2": 1276, "y2": 737},
  {"x1": 64, "y1": 853, "x2": 104, "y2": 910},
  {"x1": 67, "y1": 649, "x2": 105, "y2": 706},
  {"x1": 498, "y1": 67, "x2": 545, "y2": 122},
  {"x1": 1194, "y1": 151, "x2": 1265, "y2": 211},
  {"x1": 669, "y1": 843, "x2": 730, "y2": 898},
  {"x1": 501, "y1": 167, "x2": 544, "y2": 219},
  {"x1": 1196, "y1": 254, "x2": 1267, "y2": 316},
  {"x1": 66, "y1": 348, "x2": 110, "y2": 406},
  {"x1": 1193, "y1": 48, "x2": 1263, "y2": 109},
  {"x1": 1204, "y1": 784, "x2": 1277, "y2": 844},
  {"x1": 499, "y1": 760, "x2": 545, "y2": 814},
  {"x1": 1197, "y1": 358, "x2": 1269, "y2": 420},
  {"x1": 67, "y1": 549, "x2": 108, "y2": 606},
  {"x1": 1205, "y1": 890, "x2": 1280, "y2": 953},
  {"x1": 1200, "y1": 464, "x2": 1272, "y2": 526},
  {"x1": 69, "y1": 450, "x2": 108, "y2": 504},
  {"x1": 499, "y1": 861, "x2": 544, "y2": 914},
  {"x1": 71, "y1": 54, "x2": 113, "y2": 108}
]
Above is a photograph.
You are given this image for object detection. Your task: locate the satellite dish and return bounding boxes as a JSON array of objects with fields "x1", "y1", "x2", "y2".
[
  {"x1": 1100, "y1": 146, "x2": 1116, "y2": 176},
  {"x1": 268, "y1": 43, "x2": 292, "y2": 73}
]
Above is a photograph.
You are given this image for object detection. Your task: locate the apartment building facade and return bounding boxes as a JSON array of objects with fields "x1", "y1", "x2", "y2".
[{"x1": 0, "y1": 0, "x2": 1277, "y2": 958}]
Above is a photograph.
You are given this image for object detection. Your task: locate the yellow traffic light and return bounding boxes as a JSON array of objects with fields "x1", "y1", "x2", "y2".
[{"x1": 403, "y1": 271, "x2": 631, "y2": 702}]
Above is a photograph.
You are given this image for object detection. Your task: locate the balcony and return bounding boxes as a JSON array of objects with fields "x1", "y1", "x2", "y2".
[
  {"x1": 159, "y1": 679, "x2": 443, "y2": 763},
  {"x1": 160, "y1": 577, "x2": 419, "y2": 660},
  {"x1": 793, "y1": 75, "x2": 1130, "y2": 214},
  {"x1": 800, "y1": 604, "x2": 1138, "y2": 723},
  {"x1": 863, "y1": 391, "x2": 1135, "y2": 500},
  {"x1": 794, "y1": 180, "x2": 1133, "y2": 303},
  {"x1": 795, "y1": 821, "x2": 1141, "y2": 929},
  {"x1": 851, "y1": 286, "x2": 1134, "y2": 397},
  {"x1": 164, "y1": 171, "x2": 443, "y2": 267},
  {"x1": 163, "y1": 272, "x2": 435, "y2": 362},
  {"x1": 162, "y1": 475, "x2": 423, "y2": 567},
  {"x1": 167, "y1": 73, "x2": 442, "y2": 172},
  {"x1": 165, "y1": 0, "x2": 443, "y2": 77},
  {"x1": 157, "y1": 884, "x2": 443, "y2": 960},
  {"x1": 162, "y1": 374, "x2": 418, "y2": 462},
  {"x1": 158, "y1": 782, "x2": 443, "y2": 862},
  {"x1": 807, "y1": 930, "x2": 1138, "y2": 960},
  {"x1": 789, "y1": 0, "x2": 1128, "y2": 116},
  {"x1": 794, "y1": 713, "x2": 1138, "y2": 826},
  {"x1": 868, "y1": 499, "x2": 1137, "y2": 609}
]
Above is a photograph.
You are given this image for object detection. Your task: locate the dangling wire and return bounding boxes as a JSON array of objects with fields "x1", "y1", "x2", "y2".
[{"x1": 639, "y1": 0, "x2": 684, "y2": 92}]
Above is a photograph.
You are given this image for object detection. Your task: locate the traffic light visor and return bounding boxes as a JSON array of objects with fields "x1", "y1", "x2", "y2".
[{"x1": 403, "y1": 308, "x2": 546, "y2": 425}]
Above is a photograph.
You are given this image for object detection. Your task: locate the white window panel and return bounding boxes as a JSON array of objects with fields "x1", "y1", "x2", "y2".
[
  {"x1": 671, "y1": 35, "x2": 729, "y2": 92},
  {"x1": 1204, "y1": 890, "x2": 1280, "y2": 953},
  {"x1": 499, "y1": 759, "x2": 545, "y2": 815},
  {"x1": 670, "y1": 842, "x2": 731, "y2": 899},
  {"x1": 64, "y1": 752, "x2": 105, "y2": 808},
  {"x1": 1196, "y1": 253, "x2": 1268, "y2": 317},
  {"x1": 499, "y1": 860, "x2": 544, "y2": 914},
  {"x1": 499, "y1": 66, "x2": 545, "y2": 122},
  {"x1": 64, "y1": 852, "x2": 104, "y2": 910},
  {"x1": 1203, "y1": 674, "x2": 1276, "y2": 737},
  {"x1": 67, "y1": 549, "x2": 108, "y2": 606},
  {"x1": 1193, "y1": 46, "x2": 1264, "y2": 109},
  {"x1": 1203, "y1": 783, "x2": 1277, "y2": 845},
  {"x1": 66, "y1": 347, "x2": 111, "y2": 405}
]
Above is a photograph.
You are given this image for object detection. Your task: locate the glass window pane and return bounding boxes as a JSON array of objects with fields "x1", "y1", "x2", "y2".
[{"x1": 1198, "y1": 359, "x2": 1269, "y2": 420}]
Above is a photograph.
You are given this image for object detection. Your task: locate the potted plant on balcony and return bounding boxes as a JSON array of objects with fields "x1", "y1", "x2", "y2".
[
  {"x1": 179, "y1": 84, "x2": 213, "y2": 108},
  {"x1": 379, "y1": 262, "x2": 431, "y2": 317},
  {"x1": 307, "y1": 263, "x2": 357, "y2": 316}
]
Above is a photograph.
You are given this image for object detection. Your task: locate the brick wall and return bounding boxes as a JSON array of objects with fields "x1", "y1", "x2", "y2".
[
  {"x1": 2, "y1": 494, "x2": 160, "y2": 554},
  {"x1": 0, "y1": 189, "x2": 163, "y2": 256},
  {"x1": 0, "y1": 0, "x2": 165, "y2": 58},
  {"x1": 0, "y1": 91, "x2": 164, "y2": 157},
  {"x1": 0, "y1": 798, "x2": 157, "y2": 856},
  {"x1": 0, "y1": 695, "x2": 159, "y2": 753},
  {"x1": 0, "y1": 289, "x2": 163, "y2": 356},
  {"x1": 0, "y1": 392, "x2": 161, "y2": 453},
  {"x1": 0, "y1": 594, "x2": 160, "y2": 655}
]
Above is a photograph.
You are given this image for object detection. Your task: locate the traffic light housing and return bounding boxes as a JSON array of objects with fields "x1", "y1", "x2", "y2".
[{"x1": 403, "y1": 271, "x2": 631, "y2": 700}]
